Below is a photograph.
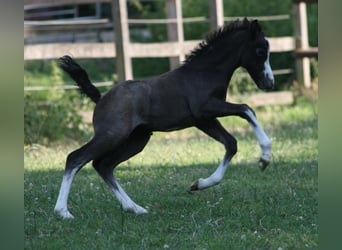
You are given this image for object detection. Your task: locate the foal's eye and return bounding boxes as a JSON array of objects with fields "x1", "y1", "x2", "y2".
[{"x1": 256, "y1": 48, "x2": 266, "y2": 57}]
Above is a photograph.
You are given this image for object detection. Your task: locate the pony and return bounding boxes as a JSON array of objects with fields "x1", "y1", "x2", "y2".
[{"x1": 54, "y1": 18, "x2": 274, "y2": 218}]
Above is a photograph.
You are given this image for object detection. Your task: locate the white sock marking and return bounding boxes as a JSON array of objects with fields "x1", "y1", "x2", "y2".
[
  {"x1": 197, "y1": 158, "x2": 229, "y2": 190},
  {"x1": 54, "y1": 168, "x2": 77, "y2": 219},
  {"x1": 110, "y1": 178, "x2": 148, "y2": 214},
  {"x1": 245, "y1": 109, "x2": 272, "y2": 162}
]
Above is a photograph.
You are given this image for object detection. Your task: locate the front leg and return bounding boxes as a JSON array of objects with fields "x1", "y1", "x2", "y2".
[
  {"x1": 191, "y1": 119, "x2": 237, "y2": 191},
  {"x1": 201, "y1": 100, "x2": 272, "y2": 170},
  {"x1": 244, "y1": 108, "x2": 272, "y2": 170}
]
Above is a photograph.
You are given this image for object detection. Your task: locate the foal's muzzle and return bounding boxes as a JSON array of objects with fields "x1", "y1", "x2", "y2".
[
  {"x1": 257, "y1": 71, "x2": 275, "y2": 90},
  {"x1": 258, "y1": 77, "x2": 275, "y2": 90}
]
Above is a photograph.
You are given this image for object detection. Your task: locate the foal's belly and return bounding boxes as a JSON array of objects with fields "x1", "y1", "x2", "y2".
[{"x1": 146, "y1": 114, "x2": 196, "y2": 132}]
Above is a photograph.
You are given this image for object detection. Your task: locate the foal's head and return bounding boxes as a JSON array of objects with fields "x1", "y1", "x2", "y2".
[
  {"x1": 184, "y1": 18, "x2": 274, "y2": 90},
  {"x1": 239, "y1": 19, "x2": 275, "y2": 90}
]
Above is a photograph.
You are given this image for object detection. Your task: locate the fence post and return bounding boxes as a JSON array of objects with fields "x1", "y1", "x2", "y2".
[
  {"x1": 209, "y1": 0, "x2": 224, "y2": 30},
  {"x1": 293, "y1": 1, "x2": 311, "y2": 88},
  {"x1": 112, "y1": 0, "x2": 132, "y2": 82},
  {"x1": 166, "y1": 0, "x2": 184, "y2": 69}
]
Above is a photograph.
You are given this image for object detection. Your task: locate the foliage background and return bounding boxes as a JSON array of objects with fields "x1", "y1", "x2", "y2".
[{"x1": 24, "y1": 0, "x2": 318, "y2": 144}]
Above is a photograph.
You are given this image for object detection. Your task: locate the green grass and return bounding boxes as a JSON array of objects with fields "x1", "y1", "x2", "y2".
[{"x1": 24, "y1": 97, "x2": 318, "y2": 249}]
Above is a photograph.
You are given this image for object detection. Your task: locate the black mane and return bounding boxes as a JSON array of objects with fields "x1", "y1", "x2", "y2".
[{"x1": 184, "y1": 18, "x2": 254, "y2": 64}]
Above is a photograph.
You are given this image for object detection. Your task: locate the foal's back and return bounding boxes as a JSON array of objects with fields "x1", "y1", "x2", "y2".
[{"x1": 93, "y1": 68, "x2": 200, "y2": 133}]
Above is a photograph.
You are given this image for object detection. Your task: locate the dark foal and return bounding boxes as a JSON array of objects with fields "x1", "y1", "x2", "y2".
[{"x1": 54, "y1": 18, "x2": 274, "y2": 218}]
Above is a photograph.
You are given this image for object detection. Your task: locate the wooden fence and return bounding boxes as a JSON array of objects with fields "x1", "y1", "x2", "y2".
[
  {"x1": 24, "y1": 0, "x2": 317, "y2": 89},
  {"x1": 292, "y1": 0, "x2": 318, "y2": 88}
]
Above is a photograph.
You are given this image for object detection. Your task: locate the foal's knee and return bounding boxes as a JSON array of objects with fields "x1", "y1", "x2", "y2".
[{"x1": 226, "y1": 136, "x2": 237, "y2": 157}]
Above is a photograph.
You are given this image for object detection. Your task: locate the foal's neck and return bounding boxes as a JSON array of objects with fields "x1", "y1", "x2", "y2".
[
  {"x1": 184, "y1": 52, "x2": 241, "y2": 87},
  {"x1": 185, "y1": 36, "x2": 246, "y2": 79}
]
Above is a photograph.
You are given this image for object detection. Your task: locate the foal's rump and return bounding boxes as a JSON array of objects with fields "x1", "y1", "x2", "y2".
[{"x1": 92, "y1": 80, "x2": 151, "y2": 133}]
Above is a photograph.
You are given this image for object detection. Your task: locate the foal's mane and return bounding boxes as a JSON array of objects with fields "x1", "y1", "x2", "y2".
[{"x1": 184, "y1": 18, "x2": 255, "y2": 65}]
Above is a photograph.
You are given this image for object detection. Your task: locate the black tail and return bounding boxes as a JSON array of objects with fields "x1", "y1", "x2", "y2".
[{"x1": 58, "y1": 55, "x2": 101, "y2": 103}]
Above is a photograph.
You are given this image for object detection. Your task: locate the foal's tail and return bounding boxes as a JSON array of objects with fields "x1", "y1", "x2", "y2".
[{"x1": 58, "y1": 55, "x2": 101, "y2": 103}]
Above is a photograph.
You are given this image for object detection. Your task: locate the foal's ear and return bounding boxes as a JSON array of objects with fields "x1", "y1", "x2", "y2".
[{"x1": 250, "y1": 19, "x2": 262, "y2": 40}]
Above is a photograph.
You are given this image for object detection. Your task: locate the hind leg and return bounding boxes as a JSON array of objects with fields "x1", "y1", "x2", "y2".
[
  {"x1": 93, "y1": 127, "x2": 151, "y2": 214},
  {"x1": 97, "y1": 169, "x2": 148, "y2": 214},
  {"x1": 54, "y1": 137, "x2": 116, "y2": 219}
]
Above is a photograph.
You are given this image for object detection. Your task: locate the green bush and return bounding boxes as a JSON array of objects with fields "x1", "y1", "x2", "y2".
[{"x1": 24, "y1": 61, "x2": 88, "y2": 145}]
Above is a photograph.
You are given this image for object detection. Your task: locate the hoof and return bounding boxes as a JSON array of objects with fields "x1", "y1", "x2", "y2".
[
  {"x1": 54, "y1": 208, "x2": 74, "y2": 219},
  {"x1": 123, "y1": 204, "x2": 148, "y2": 215},
  {"x1": 134, "y1": 206, "x2": 148, "y2": 215},
  {"x1": 259, "y1": 158, "x2": 270, "y2": 171},
  {"x1": 190, "y1": 180, "x2": 199, "y2": 191}
]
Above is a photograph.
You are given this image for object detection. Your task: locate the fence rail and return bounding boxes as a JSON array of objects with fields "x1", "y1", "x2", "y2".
[
  {"x1": 24, "y1": 36, "x2": 295, "y2": 60},
  {"x1": 24, "y1": 81, "x2": 114, "y2": 91}
]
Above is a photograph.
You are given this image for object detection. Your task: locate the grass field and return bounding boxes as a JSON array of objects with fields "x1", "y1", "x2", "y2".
[{"x1": 24, "y1": 97, "x2": 318, "y2": 249}]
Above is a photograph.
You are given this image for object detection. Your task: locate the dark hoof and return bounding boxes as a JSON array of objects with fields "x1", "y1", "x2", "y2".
[
  {"x1": 190, "y1": 180, "x2": 199, "y2": 191},
  {"x1": 259, "y1": 158, "x2": 270, "y2": 171}
]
